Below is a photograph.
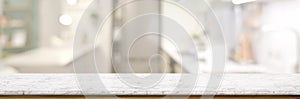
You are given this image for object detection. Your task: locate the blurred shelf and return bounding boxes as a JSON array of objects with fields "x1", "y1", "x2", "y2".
[
  {"x1": 3, "y1": 47, "x2": 28, "y2": 53},
  {"x1": 3, "y1": 6, "x2": 30, "y2": 11},
  {"x1": 1, "y1": 0, "x2": 39, "y2": 56},
  {"x1": 2, "y1": 27, "x2": 26, "y2": 30}
]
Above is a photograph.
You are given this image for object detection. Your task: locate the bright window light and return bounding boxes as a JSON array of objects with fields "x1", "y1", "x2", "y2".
[
  {"x1": 66, "y1": 0, "x2": 78, "y2": 5},
  {"x1": 59, "y1": 14, "x2": 73, "y2": 26},
  {"x1": 232, "y1": 0, "x2": 256, "y2": 5}
]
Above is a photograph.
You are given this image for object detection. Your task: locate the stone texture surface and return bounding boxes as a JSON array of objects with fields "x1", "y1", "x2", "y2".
[{"x1": 0, "y1": 74, "x2": 299, "y2": 95}]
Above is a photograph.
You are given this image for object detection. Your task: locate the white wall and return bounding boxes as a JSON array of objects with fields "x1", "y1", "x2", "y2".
[
  {"x1": 71, "y1": 0, "x2": 113, "y2": 73},
  {"x1": 262, "y1": 0, "x2": 300, "y2": 30},
  {"x1": 254, "y1": 0, "x2": 300, "y2": 73},
  {"x1": 39, "y1": 0, "x2": 61, "y2": 47},
  {"x1": 209, "y1": 4, "x2": 237, "y2": 55}
]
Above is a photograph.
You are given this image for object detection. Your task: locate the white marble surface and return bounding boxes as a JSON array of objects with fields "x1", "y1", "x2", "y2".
[{"x1": 0, "y1": 74, "x2": 300, "y2": 95}]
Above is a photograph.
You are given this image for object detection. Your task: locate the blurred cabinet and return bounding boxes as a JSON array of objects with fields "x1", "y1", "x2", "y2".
[
  {"x1": 1, "y1": 0, "x2": 39, "y2": 57},
  {"x1": 111, "y1": 0, "x2": 162, "y2": 73}
]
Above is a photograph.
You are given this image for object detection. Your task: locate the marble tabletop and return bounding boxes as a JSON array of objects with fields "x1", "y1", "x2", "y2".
[{"x1": 0, "y1": 74, "x2": 300, "y2": 96}]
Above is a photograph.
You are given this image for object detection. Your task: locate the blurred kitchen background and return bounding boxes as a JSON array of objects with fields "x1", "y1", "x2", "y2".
[{"x1": 0, "y1": 0, "x2": 299, "y2": 74}]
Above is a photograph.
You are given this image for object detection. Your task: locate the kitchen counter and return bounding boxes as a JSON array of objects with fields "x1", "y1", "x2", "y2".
[
  {"x1": 0, "y1": 74, "x2": 300, "y2": 96},
  {"x1": 161, "y1": 43, "x2": 267, "y2": 73}
]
